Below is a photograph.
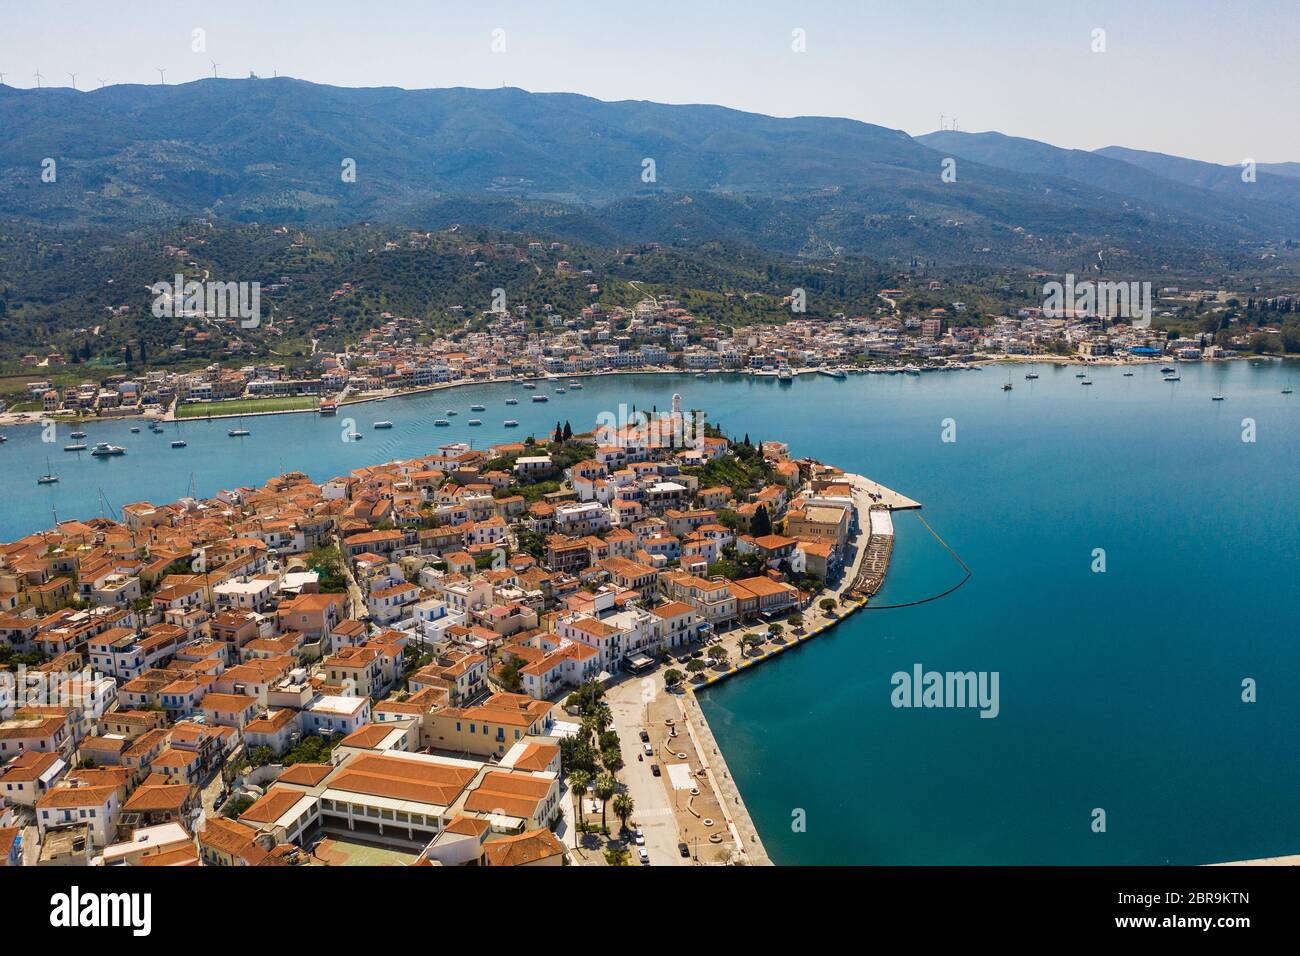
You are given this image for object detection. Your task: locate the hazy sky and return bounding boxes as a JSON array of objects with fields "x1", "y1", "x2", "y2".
[{"x1": 3, "y1": 0, "x2": 1296, "y2": 164}]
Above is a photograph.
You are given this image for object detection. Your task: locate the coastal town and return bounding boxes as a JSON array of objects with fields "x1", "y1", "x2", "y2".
[
  {"x1": 0, "y1": 392, "x2": 903, "y2": 868},
  {"x1": 1, "y1": 263, "x2": 1285, "y2": 427}
]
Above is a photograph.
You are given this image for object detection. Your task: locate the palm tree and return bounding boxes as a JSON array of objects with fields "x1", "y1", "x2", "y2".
[
  {"x1": 613, "y1": 793, "x2": 635, "y2": 833},
  {"x1": 592, "y1": 703, "x2": 613, "y2": 736},
  {"x1": 595, "y1": 774, "x2": 617, "y2": 832},
  {"x1": 569, "y1": 769, "x2": 591, "y2": 826},
  {"x1": 601, "y1": 747, "x2": 624, "y2": 776}
]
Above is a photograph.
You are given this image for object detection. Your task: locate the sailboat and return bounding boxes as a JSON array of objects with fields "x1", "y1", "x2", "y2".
[
  {"x1": 171, "y1": 422, "x2": 187, "y2": 448},
  {"x1": 228, "y1": 415, "x2": 250, "y2": 437},
  {"x1": 37, "y1": 456, "x2": 59, "y2": 484}
]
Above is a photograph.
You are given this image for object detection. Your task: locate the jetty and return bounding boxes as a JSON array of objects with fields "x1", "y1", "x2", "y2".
[{"x1": 846, "y1": 507, "x2": 895, "y2": 599}]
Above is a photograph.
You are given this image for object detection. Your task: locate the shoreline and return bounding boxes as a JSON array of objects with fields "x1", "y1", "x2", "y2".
[
  {"x1": 2, "y1": 356, "x2": 1282, "y2": 429},
  {"x1": 686, "y1": 472, "x2": 913, "y2": 865}
]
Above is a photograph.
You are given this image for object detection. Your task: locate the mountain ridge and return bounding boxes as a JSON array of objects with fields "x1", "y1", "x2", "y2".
[{"x1": 2, "y1": 78, "x2": 1298, "y2": 272}]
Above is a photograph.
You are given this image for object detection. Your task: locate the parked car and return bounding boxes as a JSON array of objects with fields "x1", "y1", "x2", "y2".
[
  {"x1": 642, "y1": 742, "x2": 653, "y2": 756},
  {"x1": 634, "y1": 827, "x2": 645, "y2": 846},
  {"x1": 638, "y1": 729, "x2": 650, "y2": 743},
  {"x1": 678, "y1": 842, "x2": 690, "y2": 859},
  {"x1": 638, "y1": 847, "x2": 650, "y2": 864},
  {"x1": 651, "y1": 764, "x2": 661, "y2": 777}
]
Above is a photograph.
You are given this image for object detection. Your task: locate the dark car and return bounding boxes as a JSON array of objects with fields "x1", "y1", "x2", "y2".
[
  {"x1": 639, "y1": 729, "x2": 650, "y2": 743},
  {"x1": 650, "y1": 763, "x2": 661, "y2": 777},
  {"x1": 678, "y1": 842, "x2": 690, "y2": 858}
]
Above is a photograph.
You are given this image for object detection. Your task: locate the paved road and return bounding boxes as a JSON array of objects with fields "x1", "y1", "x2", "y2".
[{"x1": 606, "y1": 681, "x2": 684, "y2": 866}]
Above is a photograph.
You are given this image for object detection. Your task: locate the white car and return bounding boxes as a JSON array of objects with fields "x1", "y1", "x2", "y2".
[
  {"x1": 642, "y1": 742, "x2": 653, "y2": 756},
  {"x1": 634, "y1": 827, "x2": 645, "y2": 846},
  {"x1": 638, "y1": 847, "x2": 650, "y2": 864}
]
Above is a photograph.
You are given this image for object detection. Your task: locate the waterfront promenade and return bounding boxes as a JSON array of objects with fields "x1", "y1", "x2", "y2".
[{"x1": 679, "y1": 472, "x2": 919, "y2": 864}]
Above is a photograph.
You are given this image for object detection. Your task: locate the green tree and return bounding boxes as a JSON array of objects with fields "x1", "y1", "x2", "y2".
[
  {"x1": 601, "y1": 747, "x2": 624, "y2": 776},
  {"x1": 569, "y1": 768, "x2": 592, "y2": 826},
  {"x1": 595, "y1": 773, "x2": 618, "y2": 831},
  {"x1": 663, "y1": 668, "x2": 684, "y2": 689},
  {"x1": 751, "y1": 504, "x2": 773, "y2": 538},
  {"x1": 612, "y1": 792, "x2": 635, "y2": 833}
]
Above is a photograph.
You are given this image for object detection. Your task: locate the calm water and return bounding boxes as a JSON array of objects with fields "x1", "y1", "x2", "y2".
[{"x1": 2, "y1": 363, "x2": 1297, "y2": 864}]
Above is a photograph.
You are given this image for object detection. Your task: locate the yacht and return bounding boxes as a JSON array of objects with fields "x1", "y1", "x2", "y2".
[
  {"x1": 523, "y1": 382, "x2": 537, "y2": 390},
  {"x1": 373, "y1": 421, "x2": 394, "y2": 429},
  {"x1": 1211, "y1": 395, "x2": 1225, "y2": 401},
  {"x1": 470, "y1": 404, "x2": 486, "y2": 411},
  {"x1": 1001, "y1": 382, "x2": 1013, "y2": 391},
  {"x1": 130, "y1": 426, "x2": 141, "y2": 433},
  {"x1": 505, "y1": 398, "x2": 519, "y2": 405},
  {"x1": 70, "y1": 430, "x2": 87, "y2": 439},
  {"x1": 90, "y1": 443, "x2": 126, "y2": 457},
  {"x1": 468, "y1": 419, "x2": 482, "y2": 426},
  {"x1": 228, "y1": 427, "x2": 250, "y2": 437},
  {"x1": 346, "y1": 431, "x2": 364, "y2": 440},
  {"x1": 569, "y1": 382, "x2": 583, "y2": 390},
  {"x1": 555, "y1": 388, "x2": 567, "y2": 394},
  {"x1": 1160, "y1": 366, "x2": 1175, "y2": 374},
  {"x1": 1081, "y1": 380, "x2": 1093, "y2": 386},
  {"x1": 0, "y1": 435, "x2": 6, "y2": 443},
  {"x1": 446, "y1": 409, "x2": 458, "y2": 416},
  {"x1": 1075, "y1": 372, "x2": 1087, "y2": 378},
  {"x1": 1164, "y1": 375, "x2": 1181, "y2": 382},
  {"x1": 503, "y1": 419, "x2": 520, "y2": 427},
  {"x1": 532, "y1": 395, "x2": 549, "y2": 403},
  {"x1": 171, "y1": 439, "x2": 187, "y2": 448},
  {"x1": 1122, "y1": 371, "x2": 1134, "y2": 377},
  {"x1": 64, "y1": 443, "x2": 87, "y2": 452},
  {"x1": 434, "y1": 419, "x2": 450, "y2": 427},
  {"x1": 1283, "y1": 387, "x2": 1294, "y2": 395}
]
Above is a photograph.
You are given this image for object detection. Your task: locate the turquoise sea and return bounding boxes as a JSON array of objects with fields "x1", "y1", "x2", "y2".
[{"x1": 2, "y1": 362, "x2": 1296, "y2": 864}]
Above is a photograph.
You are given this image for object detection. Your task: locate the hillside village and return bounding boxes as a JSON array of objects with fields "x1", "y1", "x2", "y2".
[
  {"x1": 0, "y1": 398, "x2": 866, "y2": 867},
  {"x1": 8, "y1": 255, "x2": 1285, "y2": 422}
]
